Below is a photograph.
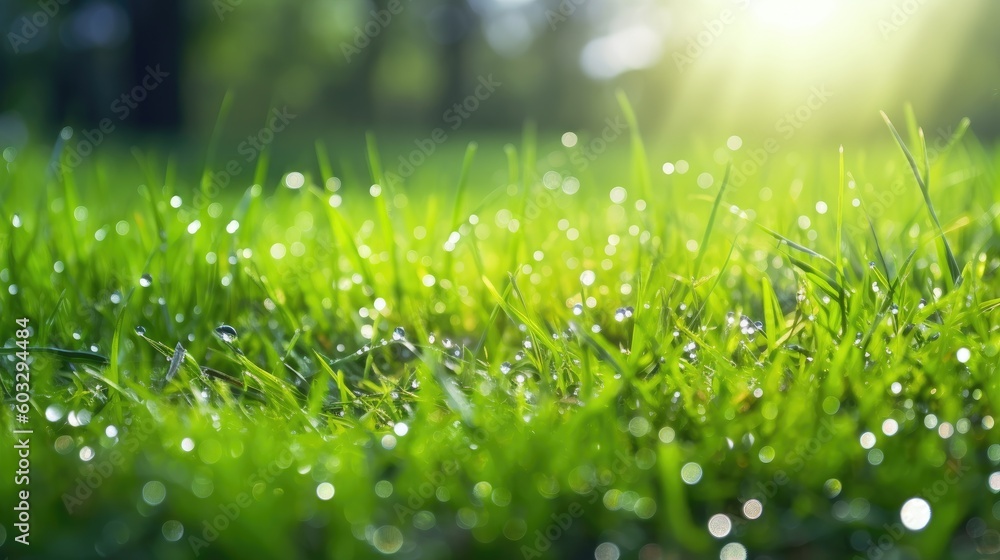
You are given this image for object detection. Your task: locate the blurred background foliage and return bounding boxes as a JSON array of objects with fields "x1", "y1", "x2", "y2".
[{"x1": 1, "y1": 0, "x2": 999, "y2": 159}]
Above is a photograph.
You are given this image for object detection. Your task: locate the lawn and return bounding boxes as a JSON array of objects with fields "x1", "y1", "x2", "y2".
[{"x1": 2, "y1": 102, "x2": 1000, "y2": 560}]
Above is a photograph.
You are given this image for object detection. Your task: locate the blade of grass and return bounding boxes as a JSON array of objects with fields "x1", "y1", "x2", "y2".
[
  {"x1": 692, "y1": 163, "x2": 731, "y2": 281},
  {"x1": 199, "y1": 90, "x2": 235, "y2": 214},
  {"x1": 443, "y1": 142, "x2": 478, "y2": 277},
  {"x1": 365, "y1": 133, "x2": 403, "y2": 301},
  {"x1": 616, "y1": 90, "x2": 653, "y2": 202},
  {"x1": 881, "y1": 110, "x2": 962, "y2": 286}
]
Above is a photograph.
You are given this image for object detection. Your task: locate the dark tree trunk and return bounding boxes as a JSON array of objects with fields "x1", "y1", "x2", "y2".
[{"x1": 125, "y1": 0, "x2": 182, "y2": 131}]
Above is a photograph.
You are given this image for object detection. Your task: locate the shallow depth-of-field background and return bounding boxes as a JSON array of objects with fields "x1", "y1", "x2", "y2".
[{"x1": 3, "y1": 1, "x2": 1000, "y2": 559}]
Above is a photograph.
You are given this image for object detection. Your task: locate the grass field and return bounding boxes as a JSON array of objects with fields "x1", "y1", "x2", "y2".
[{"x1": 2, "y1": 102, "x2": 1000, "y2": 560}]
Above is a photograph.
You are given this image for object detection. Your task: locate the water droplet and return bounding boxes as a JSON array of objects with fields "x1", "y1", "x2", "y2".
[
  {"x1": 162, "y1": 520, "x2": 184, "y2": 542},
  {"x1": 957, "y1": 347, "x2": 971, "y2": 363},
  {"x1": 595, "y1": 542, "x2": 620, "y2": 560},
  {"x1": 316, "y1": 482, "x2": 335, "y2": 501},
  {"x1": 707, "y1": 514, "x2": 732, "y2": 538},
  {"x1": 680, "y1": 462, "x2": 703, "y2": 484},
  {"x1": 900, "y1": 498, "x2": 931, "y2": 531},
  {"x1": 719, "y1": 542, "x2": 747, "y2": 560},
  {"x1": 392, "y1": 327, "x2": 406, "y2": 341},
  {"x1": 572, "y1": 303, "x2": 584, "y2": 316},
  {"x1": 500, "y1": 362, "x2": 512, "y2": 375},
  {"x1": 742, "y1": 499, "x2": 763, "y2": 519},
  {"x1": 45, "y1": 405, "x2": 65, "y2": 422},
  {"x1": 372, "y1": 526, "x2": 404, "y2": 554},
  {"x1": 142, "y1": 481, "x2": 167, "y2": 506},
  {"x1": 139, "y1": 274, "x2": 152, "y2": 288},
  {"x1": 215, "y1": 324, "x2": 238, "y2": 343},
  {"x1": 135, "y1": 326, "x2": 146, "y2": 336}
]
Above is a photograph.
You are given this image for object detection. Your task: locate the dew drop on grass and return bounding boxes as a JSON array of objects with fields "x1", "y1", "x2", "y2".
[
  {"x1": 572, "y1": 303, "x2": 583, "y2": 316},
  {"x1": 595, "y1": 542, "x2": 620, "y2": 560},
  {"x1": 707, "y1": 514, "x2": 732, "y2": 538},
  {"x1": 45, "y1": 405, "x2": 64, "y2": 422},
  {"x1": 742, "y1": 499, "x2": 763, "y2": 519},
  {"x1": 316, "y1": 482, "x2": 335, "y2": 501},
  {"x1": 139, "y1": 274, "x2": 152, "y2": 288},
  {"x1": 161, "y1": 520, "x2": 184, "y2": 542},
  {"x1": 957, "y1": 347, "x2": 971, "y2": 363},
  {"x1": 900, "y1": 498, "x2": 931, "y2": 531},
  {"x1": 372, "y1": 526, "x2": 403, "y2": 554},
  {"x1": 392, "y1": 327, "x2": 405, "y2": 341},
  {"x1": 215, "y1": 324, "x2": 238, "y2": 343},
  {"x1": 719, "y1": 542, "x2": 747, "y2": 560},
  {"x1": 988, "y1": 473, "x2": 1000, "y2": 492},
  {"x1": 680, "y1": 462, "x2": 703, "y2": 484},
  {"x1": 142, "y1": 481, "x2": 167, "y2": 506},
  {"x1": 135, "y1": 326, "x2": 146, "y2": 336},
  {"x1": 500, "y1": 362, "x2": 512, "y2": 375}
]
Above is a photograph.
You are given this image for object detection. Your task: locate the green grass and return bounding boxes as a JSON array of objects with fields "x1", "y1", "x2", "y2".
[{"x1": 1, "y1": 108, "x2": 1000, "y2": 560}]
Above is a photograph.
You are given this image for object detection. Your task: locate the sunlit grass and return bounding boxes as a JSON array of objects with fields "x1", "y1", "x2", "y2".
[{"x1": 1, "y1": 106, "x2": 999, "y2": 559}]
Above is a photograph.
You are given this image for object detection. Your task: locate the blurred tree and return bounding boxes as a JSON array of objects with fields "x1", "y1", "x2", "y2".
[{"x1": 125, "y1": 0, "x2": 182, "y2": 130}]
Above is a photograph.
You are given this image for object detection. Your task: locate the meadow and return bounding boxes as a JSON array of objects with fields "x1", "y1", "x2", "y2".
[{"x1": 1, "y1": 100, "x2": 999, "y2": 560}]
